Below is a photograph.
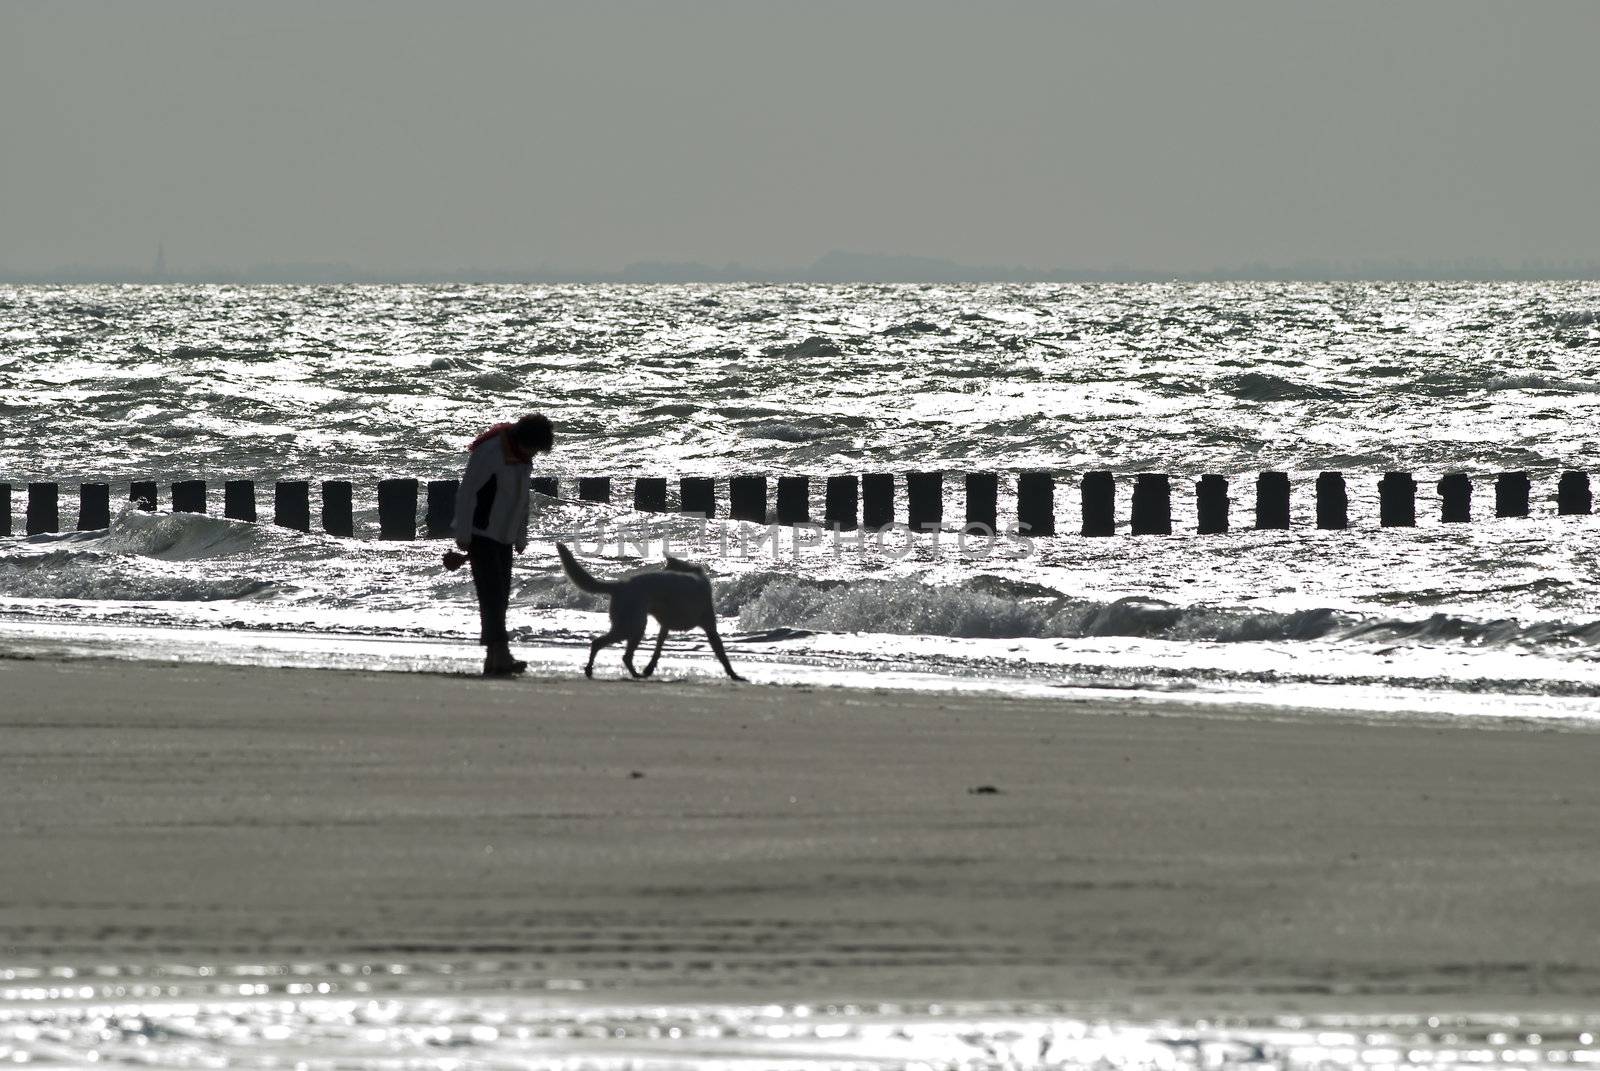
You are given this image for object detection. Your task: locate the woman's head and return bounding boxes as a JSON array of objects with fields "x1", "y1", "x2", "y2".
[{"x1": 512, "y1": 413, "x2": 554, "y2": 455}]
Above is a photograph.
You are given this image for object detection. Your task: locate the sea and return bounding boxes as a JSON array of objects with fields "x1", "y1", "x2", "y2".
[
  {"x1": 3, "y1": 281, "x2": 1600, "y2": 1068},
  {"x1": 3, "y1": 281, "x2": 1600, "y2": 719}
]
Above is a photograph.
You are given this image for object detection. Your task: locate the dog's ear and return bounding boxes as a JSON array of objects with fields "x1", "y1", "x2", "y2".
[{"x1": 663, "y1": 554, "x2": 705, "y2": 574}]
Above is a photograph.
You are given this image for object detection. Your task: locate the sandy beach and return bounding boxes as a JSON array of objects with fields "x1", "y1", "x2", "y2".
[{"x1": 3, "y1": 655, "x2": 1600, "y2": 1022}]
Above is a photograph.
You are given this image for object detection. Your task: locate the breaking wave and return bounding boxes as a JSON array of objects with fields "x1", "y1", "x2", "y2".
[
  {"x1": 727, "y1": 574, "x2": 1600, "y2": 652},
  {"x1": 731, "y1": 576, "x2": 1346, "y2": 641},
  {"x1": 0, "y1": 557, "x2": 276, "y2": 602},
  {"x1": 0, "y1": 511, "x2": 313, "y2": 603},
  {"x1": 98, "y1": 509, "x2": 281, "y2": 560}
]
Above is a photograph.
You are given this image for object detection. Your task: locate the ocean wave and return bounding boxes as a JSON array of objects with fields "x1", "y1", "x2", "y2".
[
  {"x1": 0, "y1": 540, "x2": 279, "y2": 601},
  {"x1": 0, "y1": 510, "x2": 309, "y2": 603},
  {"x1": 1410, "y1": 370, "x2": 1600, "y2": 396},
  {"x1": 468, "y1": 370, "x2": 521, "y2": 392},
  {"x1": 1482, "y1": 374, "x2": 1600, "y2": 394},
  {"x1": 728, "y1": 574, "x2": 1351, "y2": 642},
  {"x1": 641, "y1": 402, "x2": 698, "y2": 417},
  {"x1": 723, "y1": 574, "x2": 1600, "y2": 651},
  {"x1": 761, "y1": 335, "x2": 843, "y2": 359},
  {"x1": 681, "y1": 344, "x2": 749, "y2": 362},
  {"x1": 879, "y1": 319, "x2": 949, "y2": 337},
  {"x1": 169, "y1": 345, "x2": 279, "y2": 363},
  {"x1": 744, "y1": 421, "x2": 830, "y2": 443},
  {"x1": 1341, "y1": 613, "x2": 1600, "y2": 648},
  {"x1": 0, "y1": 560, "x2": 276, "y2": 602},
  {"x1": 1536, "y1": 310, "x2": 1600, "y2": 327},
  {"x1": 1222, "y1": 372, "x2": 1345, "y2": 403},
  {"x1": 99, "y1": 509, "x2": 280, "y2": 561}
]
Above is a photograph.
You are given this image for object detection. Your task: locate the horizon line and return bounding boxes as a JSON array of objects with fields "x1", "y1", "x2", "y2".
[{"x1": 6, "y1": 250, "x2": 1600, "y2": 285}]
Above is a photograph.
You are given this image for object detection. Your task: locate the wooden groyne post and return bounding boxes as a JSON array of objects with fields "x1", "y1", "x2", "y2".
[
  {"x1": 322, "y1": 480, "x2": 354, "y2": 537},
  {"x1": 1379, "y1": 472, "x2": 1416, "y2": 527},
  {"x1": 275, "y1": 480, "x2": 311, "y2": 532},
  {"x1": 225, "y1": 480, "x2": 256, "y2": 522},
  {"x1": 172, "y1": 480, "x2": 206, "y2": 514},
  {"x1": 378, "y1": 478, "x2": 417, "y2": 540},
  {"x1": 776, "y1": 476, "x2": 809, "y2": 525},
  {"x1": 78, "y1": 483, "x2": 110, "y2": 531},
  {"x1": 824, "y1": 474, "x2": 857, "y2": 530},
  {"x1": 26, "y1": 483, "x2": 58, "y2": 536},
  {"x1": 964, "y1": 473, "x2": 998, "y2": 532},
  {"x1": 633, "y1": 477, "x2": 668, "y2": 514},
  {"x1": 1496, "y1": 471, "x2": 1530, "y2": 517},
  {"x1": 1316, "y1": 472, "x2": 1347, "y2": 530},
  {"x1": 1196, "y1": 474, "x2": 1228, "y2": 534},
  {"x1": 861, "y1": 473, "x2": 894, "y2": 531},
  {"x1": 1438, "y1": 472, "x2": 1471, "y2": 523},
  {"x1": 1255, "y1": 472, "x2": 1290, "y2": 530},
  {"x1": 1130, "y1": 473, "x2": 1171, "y2": 535},
  {"x1": 730, "y1": 475, "x2": 767, "y2": 523},
  {"x1": 1558, "y1": 470, "x2": 1592, "y2": 514},
  {"x1": 680, "y1": 476, "x2": 716, "y2": 519},
  {"x1": 426, "y1": 480, "x2": 456, "y2": 537},
  {"x1": 1017, "y1": 472, "x2": 1054, "y2": 535},
  {"x1": 1081, "y1": 471, "x2": 1114, "y2": 537},
  {"x1": 907, "y1": 472, "x2": 942, "y2": 531}
]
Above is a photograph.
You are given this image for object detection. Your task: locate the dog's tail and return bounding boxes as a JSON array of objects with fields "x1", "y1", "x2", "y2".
[{"x1": 556, "y1": 543, "x2": 618, "y2": 595}]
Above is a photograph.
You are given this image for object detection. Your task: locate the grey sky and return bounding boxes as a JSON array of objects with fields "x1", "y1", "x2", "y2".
[{"x1": 4, "y1": 0, "x2": 1599, "y2": 274}]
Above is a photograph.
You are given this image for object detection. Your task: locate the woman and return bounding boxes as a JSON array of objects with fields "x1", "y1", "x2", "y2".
[{"x1": 454, "y1": 413, "x2": 554, "y2": 675}]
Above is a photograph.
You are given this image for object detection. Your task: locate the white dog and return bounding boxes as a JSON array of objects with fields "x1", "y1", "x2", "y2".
[{"x1": 556, "y1": 543, "x2": 745, "y2": 681}]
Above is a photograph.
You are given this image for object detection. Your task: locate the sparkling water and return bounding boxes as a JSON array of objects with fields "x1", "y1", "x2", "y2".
[{"x1": 3, "y1": 281, "x2": 1600, "y2": 717}]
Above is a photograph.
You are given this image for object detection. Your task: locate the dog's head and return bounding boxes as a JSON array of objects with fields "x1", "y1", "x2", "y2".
[{"x1": 662, "y1": 554, "x2": 706, "y2": 576}]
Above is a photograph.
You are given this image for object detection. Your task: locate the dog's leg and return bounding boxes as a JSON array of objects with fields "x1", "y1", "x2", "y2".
[
  {"x1": 702, "y1": 619, "x2": 746, "y2": 682},
  {"x1": 617, "y1": 604, "x2": 651, "y2": 679},
  {"x1": 641, "y1": 624, "x2": 669, "y2": 677},
  {"x1": 622, "y1": 626, "x2": 645, "y2": 679},
  {"x1": 585, "y1": 628, "x2": 625, "y2": 678}
]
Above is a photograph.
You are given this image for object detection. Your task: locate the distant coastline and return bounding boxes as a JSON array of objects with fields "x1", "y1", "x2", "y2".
[{"x1": 4, "y1": 250, "x2": 1600, "y2": 285}]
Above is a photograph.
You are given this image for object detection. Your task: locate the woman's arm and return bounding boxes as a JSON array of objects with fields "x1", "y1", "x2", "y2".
[{"x1": 452, "y1": 445, "x2": 495, "y2": 550}]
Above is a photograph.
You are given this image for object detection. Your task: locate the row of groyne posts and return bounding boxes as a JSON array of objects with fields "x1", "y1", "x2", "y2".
[{"x1": 1, "y1": 469, "x2": 1594, "y2": 539}]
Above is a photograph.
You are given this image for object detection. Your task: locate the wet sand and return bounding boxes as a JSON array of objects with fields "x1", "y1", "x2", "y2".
[{"x1": 4, "y1": 655, "x2": 1600, "y2": 1017}]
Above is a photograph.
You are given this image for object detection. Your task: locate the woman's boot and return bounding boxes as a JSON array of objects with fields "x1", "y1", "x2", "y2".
[{"x1": 483, "y1": 642, "x2": 527, "y2": 676}]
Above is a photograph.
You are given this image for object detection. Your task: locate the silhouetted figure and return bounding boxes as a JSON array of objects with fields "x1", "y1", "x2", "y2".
[{"x1": 454, "y1": 414, "x2": 554, "y2": 675}]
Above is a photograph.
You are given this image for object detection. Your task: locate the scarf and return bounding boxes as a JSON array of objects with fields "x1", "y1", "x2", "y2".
[{"x1": 468, "y1": 423, "x2": 531, "y2": 464}]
